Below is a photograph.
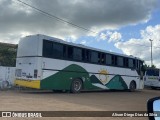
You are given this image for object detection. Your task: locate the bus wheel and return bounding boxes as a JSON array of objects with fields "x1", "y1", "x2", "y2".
[
  {"x1": 71, "y1": 78, "x2": 82, "y2": 93},
  {"x1": 151, "y1": 87, "x2": 157, "y2": 90},
  {"x1": 129, "y1": 81, "x2": 136, "y2": 92}
]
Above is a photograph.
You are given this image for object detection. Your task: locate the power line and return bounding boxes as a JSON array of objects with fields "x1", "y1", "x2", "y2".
[
  {"x1": 15, "y1": 0, "x2": 160, "y2": 50},
  {"x1": 15, "y1": 0, "x2": 97, "y2": 34}
]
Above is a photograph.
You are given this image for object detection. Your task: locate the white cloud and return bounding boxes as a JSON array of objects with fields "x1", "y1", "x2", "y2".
[
  {"x1": 98, "y1": 31, "x2": 122, "y2": 43},
  {"x1": 108, "y1": 31, "x2": 122, "y2": 43},
  {"x1": 99, "y1": 33, "x2": 107, "y2": 40},
  {"x1": 64, "y1": 35, "x2": 77, "y2": 43},
  {"x1": 80, "y1": 40, "x2": 87, "y2": 45},
  {"x1": 115, "y1": 24, "x2": 160, "y2": 68},
  {"x1": 0, "y1": 0, "x2": 157, "y2": 43}
]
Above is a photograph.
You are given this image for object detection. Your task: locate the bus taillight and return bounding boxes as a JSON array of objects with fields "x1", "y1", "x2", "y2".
[{"x1": 34, "y1": 69, "x2": 38, "y2": 78}]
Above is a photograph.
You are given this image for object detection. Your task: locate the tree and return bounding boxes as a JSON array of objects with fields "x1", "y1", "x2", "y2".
[{"x1": 0, "y1": 43, "x2": 17, "y2": 66}]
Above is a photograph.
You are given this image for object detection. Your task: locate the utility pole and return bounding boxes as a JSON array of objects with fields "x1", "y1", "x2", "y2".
[{"x1": 149, "y1": 39, "x2": 153, "y2": 67}]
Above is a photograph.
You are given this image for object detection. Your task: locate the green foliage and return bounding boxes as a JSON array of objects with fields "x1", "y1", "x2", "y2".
[
  {"x1": 143, "y1": 63, "x2": 156, "y2": 69},
  {"x1": 0, "y1": 43, "x2": 17, "y2": 67},
  {"x1": 151, "y1": 64, "x2": 156, "y2": 68}
]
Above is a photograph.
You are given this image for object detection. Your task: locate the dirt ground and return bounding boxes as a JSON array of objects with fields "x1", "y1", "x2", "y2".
[{"x1": 0, "y1": 88, "x2": 159, "y2": 120}]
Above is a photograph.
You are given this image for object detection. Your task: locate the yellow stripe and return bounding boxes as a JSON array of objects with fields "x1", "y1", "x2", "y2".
[{"x1": 14, "y1": 79, "x2": 40, "y2": 89}]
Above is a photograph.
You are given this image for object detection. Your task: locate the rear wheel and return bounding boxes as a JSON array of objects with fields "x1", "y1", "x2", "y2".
[
  {"x1": 151, "y1": 87, "x2": 157, "y2": 90},
  {"x1": 129, "y1": 81, "x2": 136, "y2": 92},
  {"x1": 70, "y1": 79, "x2": 82, "y2": 93}
]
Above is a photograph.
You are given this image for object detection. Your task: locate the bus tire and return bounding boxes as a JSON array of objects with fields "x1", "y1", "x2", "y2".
[
  {"x1": 151, "y1": 87, "x2": 157, "y2": 90},
  {"x1": 70, "y1": 78, "x2": 82, "y2": 93},
  {"x1": 129, "y1": 81, "x2": 136, "y2": 92}
]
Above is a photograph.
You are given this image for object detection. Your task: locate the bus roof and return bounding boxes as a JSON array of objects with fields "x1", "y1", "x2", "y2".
[{"x1": 24, "y1": 34, "x2": 143, "y2": 61}]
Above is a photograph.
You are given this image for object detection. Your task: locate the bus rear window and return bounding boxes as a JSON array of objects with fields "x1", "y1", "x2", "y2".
[{"x1": 146, "y1": 69, "x2": 159, "y2": 76}]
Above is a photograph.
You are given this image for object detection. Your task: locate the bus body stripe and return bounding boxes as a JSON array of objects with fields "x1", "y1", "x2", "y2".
[{"x1": 14, "y1": 79, "x2": 40, "y2": 89}]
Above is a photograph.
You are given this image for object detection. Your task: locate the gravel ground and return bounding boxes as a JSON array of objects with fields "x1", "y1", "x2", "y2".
[{"x1": 0, "y1": 88, "x2": 159, "y2": 120}]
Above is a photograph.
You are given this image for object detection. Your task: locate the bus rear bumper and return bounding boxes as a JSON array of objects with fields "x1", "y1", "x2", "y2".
[{"x1": 14, "y1": 79, "x2": 41, "y2": 89}]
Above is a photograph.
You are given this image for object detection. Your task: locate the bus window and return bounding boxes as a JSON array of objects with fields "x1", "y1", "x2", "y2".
[
  {"x1": 101, "y1": 53, "x2": 105, "y2": 64},
  {"x1": 91, "y1": 51, "x2": 98, "y2": 63},
  {"x1": 129, "y1": 59, "x2": 134, "y2": 68},
  {"x1": 63, "y1": 45, "x2": 67, "y2": 58},
  {"x1": 155, "y1": 70, "x2": 159, "y2": 76},
  {"x1": 67, "y1": 46, "x2": 73, "y2": 59},
  {"x1": 73, "y1": 48, "x2": 82, "y2": 61},
  {"x1": 117, "y1": 57, "x2": 123, "y2": 67},
  {"x1": 146, "y1": 69, "x2": 153, "y2": 76},
  {"x1": 85, "y1": 50, "x2": 90, "y2": 62},
  {"x1": 124, "y1": 58, "x2": 129, "y2": 67},
  {"x1": 53, "y1": 43, "x2": 63, "y2": 58},
  {"x1": 106, "y1": 54, "x2": 112, "y2": 65},
  {"x1": 43, "y1": 40, "x2": 53, "y2": 58},
  {"x1": 147, "y1": 69, "x2": 159, "y2": 76},
  {"x1": 98, "y1": 53, "x2": 101, "y2": 64},
  {"x1": 111, "y1": 55, "x2": 115, "y2": 65},
  {"x1": 133, "y1": 59, "x2": 136, "y2": 68},
  {"x1": 115, "y1": 56, "x2": 118, "y2": 66},
  {"x1": 82, "y1": 49, "x2": 85, "y2": 61}
]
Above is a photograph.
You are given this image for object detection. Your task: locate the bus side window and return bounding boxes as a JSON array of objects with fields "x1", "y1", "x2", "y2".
[
  {"x1": 67, "y1": 46, "x2": 73, "y2": 59},
  {"x1": 124, "y1": 58, "x2": 129, "y2": 68},
  {"x1": 85, "y1": 50, "x2": 90, "y2": 62},
  {"x1": 106, "y1": 54, "x2": 112, "y2": 65},
  {"x1": 129, "y1": 59, "x2": 134, "y2": 68},
  {"x1": 115, "y1": 56, "x2": 117, "y2": 66},
  {"x1": 133, "y1": 59, "x2": 136, "y2": 69},
  {"x1": 111, "y1": 55, "x2": 117, "y2": 66},
  {"x1": 117, "y1": 57, "x2": 123, "y2": 67},
  {"x1": 43, "y1": 40, "x2": 53, "y2": 58},
  {"x1": 82, "y1": 49, "x2": 85, "y2": 61},
  {"x1": 63, "y1": 45, "x2": 67, "y2": 58},
  {"x1": 111, "y1": 55, "x2": 115, "y2": 65},
  {"x1": 73, "y1": 47, "x2": 82, "y2": 61},
  {"x1": 52, "y1": 43, "x2": 63, "y2": 58},
  {"x1": 101, "y1": 53, "x2": 105, "y2": 64},
  {"x1": 98, "y1": 53, "x2": 101, "y2": 64},
  {"x1": 91, "y1": 51, "x2": 98, "y2": 63}
]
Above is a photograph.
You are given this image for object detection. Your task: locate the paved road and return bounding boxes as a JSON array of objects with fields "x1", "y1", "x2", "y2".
[{"x1": 0, "y1": 89, "x2": 159, "y2": 120}]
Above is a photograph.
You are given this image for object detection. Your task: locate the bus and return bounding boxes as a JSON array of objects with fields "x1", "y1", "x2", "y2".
[
  {"x1": 144, "y1": 68, "x2": 160, "y2": 89},
  {"x1": 14, "y1": 34, "x2": 144, "y2": 93}
]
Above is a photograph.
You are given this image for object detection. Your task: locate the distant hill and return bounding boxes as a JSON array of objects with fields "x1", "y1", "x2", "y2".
[
  {"x1": 0, "y1": 42, "x2": 17, "y2": 48},
  {"x1": 0, "y1": 42, "x2": 18, "y2": 67}
]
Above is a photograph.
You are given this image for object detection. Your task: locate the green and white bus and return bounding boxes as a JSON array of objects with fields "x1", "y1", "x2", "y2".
[{"x1": 15, "y1": 34, "x2": 144, "y2": 93}]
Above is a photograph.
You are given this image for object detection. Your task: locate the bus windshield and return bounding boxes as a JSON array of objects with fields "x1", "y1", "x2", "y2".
[{"x1": 146, "y1": 69, "x2": 159, "y2": 76}]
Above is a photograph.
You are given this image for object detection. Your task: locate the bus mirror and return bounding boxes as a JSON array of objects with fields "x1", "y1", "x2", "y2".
[{"x1": 147, "y1": 97, "x2": 160, "y2": 120}]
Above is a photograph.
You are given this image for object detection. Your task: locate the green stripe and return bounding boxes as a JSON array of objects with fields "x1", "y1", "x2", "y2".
[{"x1": 40, "y1": 64, "x2": 128, "y2": 90}]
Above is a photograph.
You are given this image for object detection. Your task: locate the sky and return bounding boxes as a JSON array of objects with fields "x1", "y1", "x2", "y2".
[{"x1": 0, "y1": 0, "x2": 160, "y2": 67}]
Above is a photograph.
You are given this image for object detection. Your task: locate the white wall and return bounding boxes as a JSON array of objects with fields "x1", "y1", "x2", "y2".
[{"x1": 0, "y1": 66, "x2": 15, "y2": 88}]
